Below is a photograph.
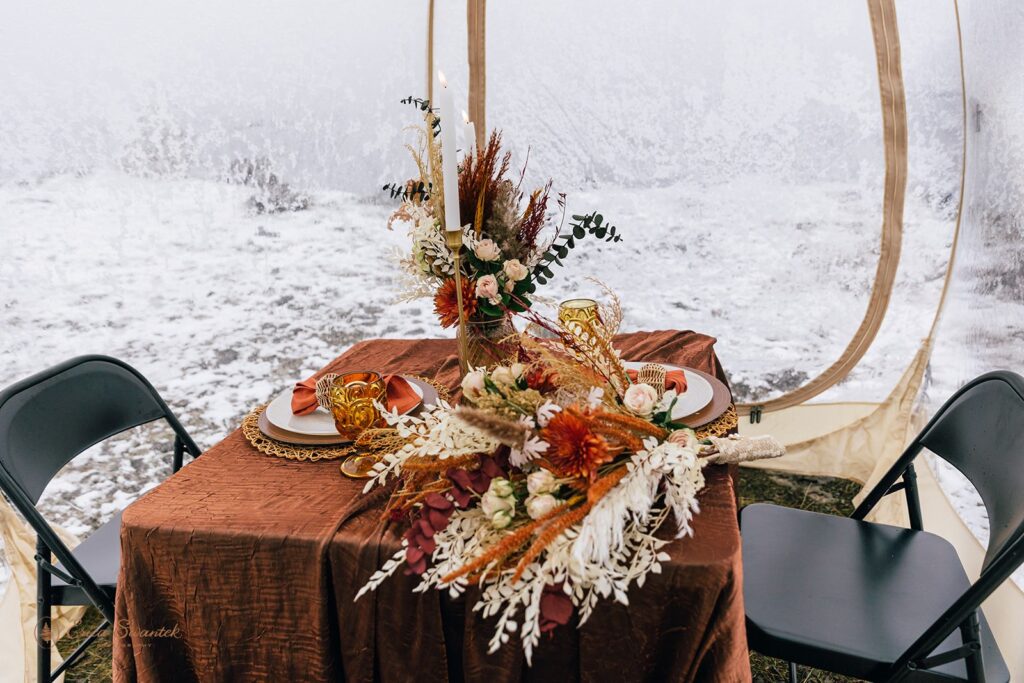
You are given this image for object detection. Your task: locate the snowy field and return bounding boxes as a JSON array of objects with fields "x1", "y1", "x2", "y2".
[{"x1": 4, "y1": 167, "x2": 1020, "y2": 592}]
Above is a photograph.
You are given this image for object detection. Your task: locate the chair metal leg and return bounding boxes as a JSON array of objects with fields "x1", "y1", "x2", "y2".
[
  {"x1": 960, "y1": 611, "x2": 985, "y2": 683},
  {"x1": 50, "y1": 619, "x2": 110, "y2": 680},
  {"x1": 788, "y1": 661, "x2": 798, "y2": 683},
  {"x1": 173, "y1": 434, "x2": 184, "y2": 473},
  {"x1": 36, "y1": 537, "x2": 52, "y2": 683}
]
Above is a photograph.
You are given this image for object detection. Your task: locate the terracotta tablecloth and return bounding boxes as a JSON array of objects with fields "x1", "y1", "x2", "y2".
[{"x1": 113, "y1": 331, "x2": 751, "y2": 682}]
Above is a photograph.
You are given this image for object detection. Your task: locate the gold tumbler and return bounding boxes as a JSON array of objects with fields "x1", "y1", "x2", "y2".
[
  {"x1": 558, "y1": 298, "x2": 602, "y2": 329},
  {"x1": 329, "y1": 371, "x2": 387, "y2": 440}
]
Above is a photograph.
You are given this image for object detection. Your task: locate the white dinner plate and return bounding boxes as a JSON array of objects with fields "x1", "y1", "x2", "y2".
[
  {"x1": 623, "y1": 361, "x2": 714, "y2": 420},
  {"x1": 264, "y1": 380, "x2": 424, "y2": 436}
]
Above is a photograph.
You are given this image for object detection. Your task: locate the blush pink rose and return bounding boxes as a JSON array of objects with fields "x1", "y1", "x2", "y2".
[
  {"x1": 623, "y1": 383, "x2": 659, "y2": 417},
  {"x1": 475, "y1": 274, "x2": 500, "y2": 303}
]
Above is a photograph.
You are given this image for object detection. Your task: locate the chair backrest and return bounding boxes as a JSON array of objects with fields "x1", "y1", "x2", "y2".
[
  {"x1": 916, "y1": 370, "x2": 1024, "y2": 571},
  {"x1": 0, "y1": 355, "x2": 188, "y2": 504},
  {"x1": 878, "y1": 371, "x2": 1024, "y2": 680},
  {"x1": 0, "y1": 355, "x2": 198, "y2": 622}
]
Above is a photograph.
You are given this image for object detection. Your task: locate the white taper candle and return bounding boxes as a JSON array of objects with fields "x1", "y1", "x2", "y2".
[
  {"x1": 462, "y1": 109, "x2": 476, "y2": 157},
  {"x1": 436, "y1": 71, "x2": 461, "y2": 233}
]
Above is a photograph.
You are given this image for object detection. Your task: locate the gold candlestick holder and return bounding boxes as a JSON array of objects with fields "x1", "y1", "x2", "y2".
[{"x1": 445, "y1": 229, "x2": 471, "y2": 375}]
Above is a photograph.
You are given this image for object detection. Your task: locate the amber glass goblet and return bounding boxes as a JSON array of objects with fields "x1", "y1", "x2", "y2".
[
  {"x1": 558, "y1": 298, "x2": 602, "y2": 329},
  {"x1": 329, "y1": 371, "x2": 387, "y2": 440}
]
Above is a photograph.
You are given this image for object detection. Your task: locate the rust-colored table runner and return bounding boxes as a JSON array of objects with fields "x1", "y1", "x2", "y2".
[{"x1": 113, "y1": 331, "x2": 751, "y2": 682}]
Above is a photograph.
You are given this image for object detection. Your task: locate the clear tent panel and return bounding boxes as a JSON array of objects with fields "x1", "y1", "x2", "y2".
[
  {"x1": 828, "y1": 0, "x2": 961, "y2": 403},
  {"x1": 0, "y1": 2, "x2": 452, "y2": 409},
  {"x1": 0, "y1": 0, "x2": 431, "y2": 191},
  {"x1": 0, "y1": 3, "x2": 448, "y2": 554},
  {"x1": 924, "y1": 0, "x2": 1024, "y2": 553},
  {"x1": 487, "y1": 0, "x2": 954, "y2": 406}
]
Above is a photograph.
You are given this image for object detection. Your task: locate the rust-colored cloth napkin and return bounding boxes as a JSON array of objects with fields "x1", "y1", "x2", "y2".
[
  {"x1": 627, "y1": 367, "x2": 688, "y2": 394},
  {"x1": 291, "y1": 373, "x2": 420, "y2": 415}
]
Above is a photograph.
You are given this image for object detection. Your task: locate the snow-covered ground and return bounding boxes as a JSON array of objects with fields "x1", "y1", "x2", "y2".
[{"x1": 0, "y1": 169, "x2": 1019, "y2": 591}]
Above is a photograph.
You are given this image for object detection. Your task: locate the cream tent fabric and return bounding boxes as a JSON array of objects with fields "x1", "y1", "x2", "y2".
[
  {"x1": 739, "y1": 340, "x2": 930, "y2": 508},
  {"x1": 0, "y1": 502, "x2": 84, "y2": 683}
]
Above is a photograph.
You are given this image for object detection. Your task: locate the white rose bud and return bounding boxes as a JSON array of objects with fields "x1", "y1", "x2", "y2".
[
  {"x1": 502, "y1": 259, "x2": 529, "y2": 282},
  {"x1": 460, "y1": 369, "x2": 487, "y2": 401},
  {"x1": 526, "y1": 469, "x2": 556, "y2": 495},
  {"x1": 491, "y1": 509, "x2": 514, "y2": 529},
  {"x1": 480, "y1": 489, "x2": 514, "y2": 517},
  {"x1": 488, "y1": 477, "x2": 514, "y2": 498},
  {"x1": 474, "y1": 238, "x2": 501, "y2": 262},
  {"x1": 475, "y1": 274, "x2": 500, "y2": 303},
  {"x1": 526, "y1": 494, "x2": 559, "y2": 520},
  {"x1": 490, "y1": 365, "x2": 516, "y2": 387},
  {"x1": 623, "y1": 383, "x2": 659, "y2": 418}
]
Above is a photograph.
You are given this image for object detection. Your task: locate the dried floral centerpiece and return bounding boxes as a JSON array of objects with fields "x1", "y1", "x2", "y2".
[
  {"x1": 355, "y1": 311, "x2": 783, "y2": 661},
  {"x1": 385, "y1": 97, "x2": 623, "y2": 369}
]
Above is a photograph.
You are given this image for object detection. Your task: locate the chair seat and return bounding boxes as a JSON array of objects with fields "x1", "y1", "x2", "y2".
[
  {"x1": 741, "y1": 504, "x2": 1009, "y2": 682},
  {"x1": 51, "y1": 510, "x2": 121, "y2": 605}
]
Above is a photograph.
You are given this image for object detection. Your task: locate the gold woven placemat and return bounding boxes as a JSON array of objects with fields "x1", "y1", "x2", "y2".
[
  {"x1": 695, "y1": 404, "x2": 738, "y2": 440},
  {"x1": 241, "y1": 404, "x2": 361, "y2": 461}
]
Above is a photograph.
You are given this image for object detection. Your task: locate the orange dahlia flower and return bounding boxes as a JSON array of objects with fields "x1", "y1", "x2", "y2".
[
  {"x1": 434, "y1": 277, "x2": 478, "y2": 328},
  {"x1": 540, "y1": 408, "x2": 613, "y2": 480}
]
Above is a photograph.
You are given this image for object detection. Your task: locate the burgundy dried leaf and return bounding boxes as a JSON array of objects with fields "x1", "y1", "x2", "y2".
[
  {"x1": 415, "y1": 518, "x2": 435, "y2": 539},
  {"x1": 424, "y1": 492, "x2": 454, "y2": 511},
  {"x1": 479, "y1": 456, "x2": 505, "y2": 480},
  {"x1": 404, "y1": 552, "x2": 428, "y2": 576},
  {"x1": 467, "y1": 470, "x2": 491, "y2": 494},
  {"x1": 539, "y1": 584, "x2": 574, "y2": 633},
  {"x1": 406, "y1": 545, "x2": 425, "y2": 564},
  {"x1": 426, "y1": 508, "x2": 450, "y2": 531},
  {"x1": 447, "y1": 468, "x2": 473, "y2": 490},
  {"x1": 448, "y1": 484, "x2": 472, "y2": 509}
]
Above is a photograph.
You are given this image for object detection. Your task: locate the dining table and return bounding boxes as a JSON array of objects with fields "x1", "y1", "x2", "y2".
[{"x1": 112, "y1": 330, "x2": 751, "y2": 682}]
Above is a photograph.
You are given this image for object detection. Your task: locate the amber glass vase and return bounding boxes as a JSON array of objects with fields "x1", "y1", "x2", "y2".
[{"x1": 458, "y1": 316, "x2": 518, "y2": 371}]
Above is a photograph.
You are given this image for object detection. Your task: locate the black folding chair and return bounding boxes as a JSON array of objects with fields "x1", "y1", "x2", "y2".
[
  {"x1": 0, "y1": 355, "x2": 200, "y2": 682},
  {"x1": 741, "y1": 371, "x2": 1024, "y2": 682}
]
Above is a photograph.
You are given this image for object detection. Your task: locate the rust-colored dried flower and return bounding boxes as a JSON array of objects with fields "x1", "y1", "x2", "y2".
[
  {"x1": 540, "y1": 408, "x2": 613, "y2": 480},
  {"x1": 434, "y1": 277, "x2": 478, "y2": 328},
  {"x1": 525, "y1": 365, "x2": 559, "y2": 394},
  {"x1": 458, "y1": 130, "x2": 511, "y2": 233}
]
